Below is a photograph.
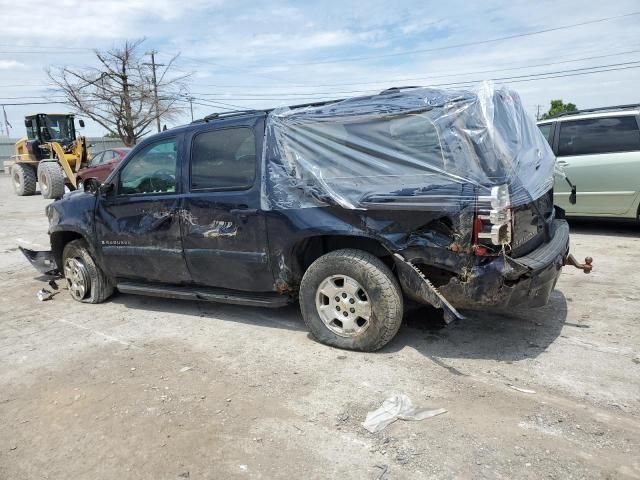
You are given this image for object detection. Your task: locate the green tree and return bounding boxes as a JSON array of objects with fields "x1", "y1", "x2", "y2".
[{"x1": 540, "y1": 99, "x2": 578, "y2": 120}]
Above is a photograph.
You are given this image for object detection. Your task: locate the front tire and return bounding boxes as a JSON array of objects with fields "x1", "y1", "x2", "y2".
[
  {"x1": 62, "y1": 239, "x2": 113, "y2": 304},
  {"x1": 299, "y1": 249, "x2": 403, "y2": 351},
  {"x1": 38, "y1": 161, "x2": 66, "y2": 199},
  {"x1": 11, "y1": 163, "x2": 37, "y2": 196}
]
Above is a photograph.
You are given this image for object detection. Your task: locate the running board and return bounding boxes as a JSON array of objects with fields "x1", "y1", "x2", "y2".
[{"x1": 116, "y1": 282, "x2": 291, "y2": 308}]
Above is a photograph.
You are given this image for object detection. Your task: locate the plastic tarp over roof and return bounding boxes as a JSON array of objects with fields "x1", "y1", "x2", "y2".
[{"x1": 262, "y1": 83, "x2": 556, "y2": 211}]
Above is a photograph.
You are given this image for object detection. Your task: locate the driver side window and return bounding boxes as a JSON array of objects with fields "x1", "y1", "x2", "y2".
[{"x1": 118, "y1": 138, "x2": 178, "y2": 195}]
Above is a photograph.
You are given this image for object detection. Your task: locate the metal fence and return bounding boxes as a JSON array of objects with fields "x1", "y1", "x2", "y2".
[{"x1": 0, "y1": 137, "x2": 126, "y2": 171}]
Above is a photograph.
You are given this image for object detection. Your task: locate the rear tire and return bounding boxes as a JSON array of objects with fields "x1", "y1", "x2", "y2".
[
  {"x1": 299, "y1": 249, "x2": 403, "y2": 351},
  {"x1": 38, "y1": 161, "x2": 66, "y2": 199},
  {"x1": 11, "y1": 163, "x2": 37, "y2": 196},
  {"x1": 62, "y1": 239, "x2": 113, "y2": 304}
]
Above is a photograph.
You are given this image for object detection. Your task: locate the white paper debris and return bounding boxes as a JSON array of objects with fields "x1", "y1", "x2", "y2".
[
  {"x1": 362, "y1": 394, "x2": 447, "y2": 433},
  {"x1": 36, "y1": 288, "x2": 54, "y2": 301},
  {"x1": 509, "y1": 385, "x2": 536, "y2": 394}
]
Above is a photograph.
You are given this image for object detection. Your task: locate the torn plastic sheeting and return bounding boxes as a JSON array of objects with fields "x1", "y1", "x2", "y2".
[
  {"x1": 262, "y1": 82, "x2": 555, "y2": 211},
  {"x1": 362, "y1": 394, "x2": 447, "y2": 433}
]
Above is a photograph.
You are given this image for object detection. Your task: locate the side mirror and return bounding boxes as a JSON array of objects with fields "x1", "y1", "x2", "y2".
[
  {"x1": 25, "y1": 119, "x2": 33, "y2": 128},
  {"x1": 569, "y1": 186, "x2": 577, "y2": 205},
  {"x1": 78, "y1": 119, "x2": 85, "y2": 128},
  {"x1": 98, "y1": 182, "x2": 115, "y2": 197}
]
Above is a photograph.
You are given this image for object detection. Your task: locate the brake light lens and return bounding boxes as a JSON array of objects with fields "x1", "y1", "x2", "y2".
[{"x1": 474, "y1": 184, "x2": 513, "y2": 253}]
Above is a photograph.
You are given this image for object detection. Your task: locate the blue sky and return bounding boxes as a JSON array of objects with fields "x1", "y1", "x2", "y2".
[{"x1": 0, "y1": 0, "x2": 639, "y2": 137}]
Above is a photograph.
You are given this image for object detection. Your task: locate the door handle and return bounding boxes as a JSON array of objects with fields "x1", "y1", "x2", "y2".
[
  {"x1": 557, "y1": 160, "x2": 569, "y2": 166},
  {"x1": 230, "y1": 208, "x2": 258, "y2": 217}
]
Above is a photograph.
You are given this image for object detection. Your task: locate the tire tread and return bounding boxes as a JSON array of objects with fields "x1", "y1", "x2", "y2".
[
  {"x1": 300, "y1": 248, "x2": 403, "y2": 351},
  {"x1": 63, "y1": 239, "x2": 113, "y2": 304}
]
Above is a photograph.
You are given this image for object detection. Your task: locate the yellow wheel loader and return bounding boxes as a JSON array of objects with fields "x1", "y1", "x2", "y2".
[{"x1": 11, "y1": 113, "x2": 91, "y2": 199}]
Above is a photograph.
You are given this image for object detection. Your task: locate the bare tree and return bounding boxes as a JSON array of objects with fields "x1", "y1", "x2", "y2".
[{"x1": 48, "y1": 39, "x2": 190, "y2": 146}]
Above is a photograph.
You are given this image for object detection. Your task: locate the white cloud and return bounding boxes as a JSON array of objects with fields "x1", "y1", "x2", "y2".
[
  {"x1": 0, "y1": 0, "x2": 638, "y2": 135},
  {"x1": 0, "y1": 59, "x2": 27, "y2": 70}
]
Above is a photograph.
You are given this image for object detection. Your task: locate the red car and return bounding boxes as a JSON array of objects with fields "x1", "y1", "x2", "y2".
[{"x1": 77, "y1": 148, "x2": 131, "y2": 191}]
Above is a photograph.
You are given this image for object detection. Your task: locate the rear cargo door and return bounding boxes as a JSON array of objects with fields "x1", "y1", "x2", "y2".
[{"x1": 180, "y1": 117, "x2": 274, "y2": 292}]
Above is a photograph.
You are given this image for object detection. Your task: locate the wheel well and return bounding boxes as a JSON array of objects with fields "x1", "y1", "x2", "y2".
[
  {"x1": 51, "y1": 231, "x2": 84, "y2": 270},
  {"x1": 290, "y1": 235, "x2": 393, "y2": 282}
]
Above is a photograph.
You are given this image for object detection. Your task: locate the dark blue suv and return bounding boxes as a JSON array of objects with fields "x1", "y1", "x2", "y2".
[{"x1": 21, "y1": 87, "x2": 591, "y2": 351}]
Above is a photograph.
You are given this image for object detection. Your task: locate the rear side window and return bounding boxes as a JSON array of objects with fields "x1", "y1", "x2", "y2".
[
  {"x1": 537, "y1": 123, "x2": 553, "y2": 145},
  {"x1": 190, "y1": 127, "x2": 256, "y2": 190},
  {"x1": 558, "y1": 116, "x2": 640, "y2": 156}
]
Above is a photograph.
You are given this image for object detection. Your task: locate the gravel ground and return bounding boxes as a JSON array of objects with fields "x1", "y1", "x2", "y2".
[{"x1": 1, "y1": 175, "x2": 639, "y2": 479}]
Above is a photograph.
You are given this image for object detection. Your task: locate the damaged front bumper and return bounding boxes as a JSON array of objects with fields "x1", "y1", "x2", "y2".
[
  {"x1": 19, "y1": 247, "x2": 59, "y2": 276},
  {"x1": 396, "y1": 219, "x2": 584, "y2": 314}
]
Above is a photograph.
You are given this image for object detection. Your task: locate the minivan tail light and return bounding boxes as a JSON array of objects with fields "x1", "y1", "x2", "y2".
[{"x1": 474, "y1": 184, "x2": 513, "y2": 253}]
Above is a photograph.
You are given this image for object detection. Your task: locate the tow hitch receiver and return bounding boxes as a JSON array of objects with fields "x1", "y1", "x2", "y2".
[{"x1": 564, "y1": 253, "x2": 593, "y2": 274}]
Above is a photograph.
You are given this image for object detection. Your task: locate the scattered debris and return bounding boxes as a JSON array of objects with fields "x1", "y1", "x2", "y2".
[
  {"x1": 362, "y1": 394, "x2": 447, "y2": 433},
  {"x1": 632, "y1": 356, "x2": 640, "y2": 365},
  {"x1": 179, "y1": 366, "x2": 192, "y2": 373},
  {"x1": 239, "y1": 465, "x2": 248, "y2": 472},
  {"x1": 509, "y1": 385, "x2": 536, "y2": 394},
  {"x1": 36, "y1": 288, "x2": 56, "y2": 301},
  {"x1": 374, "y1": 464, "x2": 388, "y2": 480},
  {"x1": 565, "y1": 322, "x2": 590, "y2": 329},
  {"x1": 337, "y1": 355, "x2": 347, "y2": 360},
  {"x1": 48, "y1": 279, "x2": 59, "y2": 290}
]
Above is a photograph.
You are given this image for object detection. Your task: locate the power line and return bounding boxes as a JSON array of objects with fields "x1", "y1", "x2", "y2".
[
  {"x1": 0, "y1": 44, "x2": 92, "y2": 50},
  {"x1": 195, "y1": 48, "x2": 640, "y2": 90},
  {"x1": 0, "y1": 51, "x2": 93, "y2": 55},
  {"x1": 186, "y1": 63, "x2": 640, "y2": 103},
  {"x1": 186, "y1": 60, "x2": 640, "y2": 99},
  {"x1": 243, "y1": 11, "x2": 640, "y2": 67}
]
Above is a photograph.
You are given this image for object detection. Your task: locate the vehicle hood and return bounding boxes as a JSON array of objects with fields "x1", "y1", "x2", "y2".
[{"x1": 46, "y1": 190, "x2": 97, "y2": 231}]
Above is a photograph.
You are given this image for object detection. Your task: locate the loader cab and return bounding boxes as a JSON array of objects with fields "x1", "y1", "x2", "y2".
[{"x1": 24, "y1": 114, "x2": 78, "y2": 147}]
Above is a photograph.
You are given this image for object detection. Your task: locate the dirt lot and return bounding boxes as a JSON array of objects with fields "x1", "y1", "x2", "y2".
[{"x1": 1, "y1": 175, "x2": 639, "y2": 479}]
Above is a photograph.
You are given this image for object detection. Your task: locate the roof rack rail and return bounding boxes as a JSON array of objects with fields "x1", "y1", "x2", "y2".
[
  {"x1": 201, "y1": 109, "x2": 265, "y2": 122},
  {"x1": 552, "y1": 103, "x2": 640, "y2": 118},
  {"x1": 285, "y1": 98, "x2": 345, "y2": 110},
  {"x1": 379, "y1": 86, "x2": 422, "y2": 94}
]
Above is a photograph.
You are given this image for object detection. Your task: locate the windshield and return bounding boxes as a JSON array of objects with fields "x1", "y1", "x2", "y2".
[{"x1": 41, "y1": 115, "x2": 74, "y2": 143}]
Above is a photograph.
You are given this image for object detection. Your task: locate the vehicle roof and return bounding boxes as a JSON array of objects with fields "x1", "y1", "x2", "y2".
[
  {"x1": 25, "y1": 113, "x2": 74, "y2": 117},
  {"x1": 538, "y1": 105, "x2": 640, "y2": 124}
]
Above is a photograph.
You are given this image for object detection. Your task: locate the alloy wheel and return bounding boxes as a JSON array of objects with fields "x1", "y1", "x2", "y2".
[{"x1": 315, "y1": 274, "x2": 372, "y2": 337}]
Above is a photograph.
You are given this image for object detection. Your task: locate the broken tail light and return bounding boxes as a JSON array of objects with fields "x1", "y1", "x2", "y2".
[{"x1": 474, "y1": 184, "x2": 512, "y2": 255}]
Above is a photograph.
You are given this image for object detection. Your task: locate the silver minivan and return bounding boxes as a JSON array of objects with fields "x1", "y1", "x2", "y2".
[{"x1": 538, "y1": 105, "x2": 640, "y2": 219}]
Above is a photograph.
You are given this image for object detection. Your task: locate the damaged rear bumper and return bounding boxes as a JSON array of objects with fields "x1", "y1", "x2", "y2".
[
  {"x1": 397, "y1": 219, "x2": 572, "y2": 311},
  {"x1": 19, "y1": 247, "x2": 59, "y2": 276}
]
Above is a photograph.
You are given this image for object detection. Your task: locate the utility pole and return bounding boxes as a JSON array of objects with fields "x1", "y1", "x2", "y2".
[
  {"x1": 536, "y1": 104, "x2": 541, "y2": 121},
  {"x1": 144, "y1": 50, "x2": 164, "y2": 133},
  {"x1": 188, "y1": 96, "x2": 194, "y2": 122}
]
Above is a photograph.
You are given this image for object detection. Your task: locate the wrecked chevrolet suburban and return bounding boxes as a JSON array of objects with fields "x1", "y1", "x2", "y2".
[{"x1": 22, "y1": 85, "x2": 592, "y2": 351}]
